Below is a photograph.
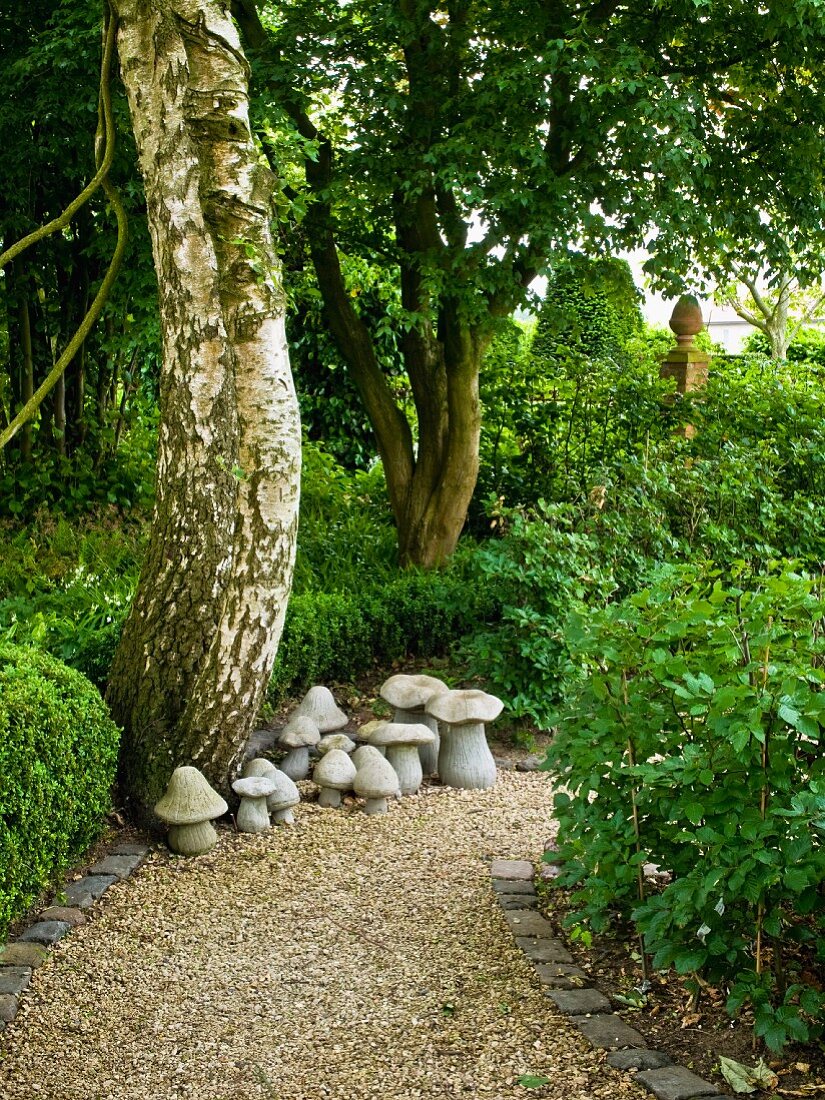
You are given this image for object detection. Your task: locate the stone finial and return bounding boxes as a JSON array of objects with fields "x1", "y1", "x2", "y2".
[{"x1": 668, "y1": 294, "x2": 704, "y2": 348}]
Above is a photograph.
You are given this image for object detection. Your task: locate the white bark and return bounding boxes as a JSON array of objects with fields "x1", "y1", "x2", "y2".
[{"x1": 108, "y1": 0, "x2": 301, "y2": 819}]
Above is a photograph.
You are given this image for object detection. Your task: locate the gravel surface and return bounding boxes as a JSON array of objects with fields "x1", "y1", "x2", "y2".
[{"x1": 0, "y1": 772, "x2": 646, "y2": 1100}]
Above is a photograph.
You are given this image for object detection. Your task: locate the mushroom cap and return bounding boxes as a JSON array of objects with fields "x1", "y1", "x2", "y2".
[
  {"x1": 355, "y1": 719, "x2": 384, "y2": 743},
  {"x1": 317, "y1": 733, "x2": 356, "y2": 756},
  {"x1": 242, "y1": 757, "x2": 279, "y2": 780},
  {"x1": 352, "y1": 744, "x2": 385, "y2": 769},
  {"x1": 368, "y1": 721, "x2": 436, "y2": 748},
  {"x1": 380, "y1": 673, "x2": 449, "y2": 711},
  {"x1": 267, "y1": 768, "x2": 301, "y2": 811},
  {"x1": 292, "y1": 686, "x2": 348, "y2": 732},
  {"x1": 354, "y1": 754, "x2": 400, "y2": 800},
  {"x1": 425, "y1": 688, "x2": 504, "y2": 726},
  {"x1": 313, "y1": 748, "x2": 357, "y2": 791},
  {"x1": 232, "y1": 775, "x2": 277, "y2": 799},
  {"x1": 279, "y1": 716, "x2": 321, "y2": 749},
  {"x1": 154, "y1": 766, "x2": 228, "y2": 825}
]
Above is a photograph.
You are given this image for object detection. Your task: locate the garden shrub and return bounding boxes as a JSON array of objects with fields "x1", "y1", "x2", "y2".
[
  {"x1": 546, "y1": 564, "x2": 825, "y2": 1052},
  {"x1": 0, "y1": 644, "x2": 120, "y2": 939}
]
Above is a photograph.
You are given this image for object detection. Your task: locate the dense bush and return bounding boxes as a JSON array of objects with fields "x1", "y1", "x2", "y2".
[
  {"x1": 546, "y1": 564, "x2": 825, "y2": 1052},
  {"x1": 0, "y1": 644, "x2": 120, "y2": 938}
]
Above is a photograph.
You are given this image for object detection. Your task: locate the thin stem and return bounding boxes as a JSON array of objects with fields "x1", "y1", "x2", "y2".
[{"x1": 623, "y1": 669, "x2": 651, "y2": 983}]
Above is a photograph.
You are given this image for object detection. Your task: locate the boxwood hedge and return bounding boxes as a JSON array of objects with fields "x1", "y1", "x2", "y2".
[{"x1": 0, "y1": 644, "x2": 120, "y2": 939}]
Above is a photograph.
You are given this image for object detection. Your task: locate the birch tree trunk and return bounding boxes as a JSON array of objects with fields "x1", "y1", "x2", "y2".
[{"x1": 106, "y1": 0, "x2": 301, "y2": 823}]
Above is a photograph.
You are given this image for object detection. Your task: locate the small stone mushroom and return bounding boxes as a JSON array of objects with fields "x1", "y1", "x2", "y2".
[
  {"x1": 268, "y1": 769, "x2": 301, "y2": 825},
  {"x1": 242, "y1": 758, "x2": 301, "y2": 824},
  {"x1": 352, "y1": 744, "x2": 386, "y2": 770},
  {"x1": 278, "y1": 716, "x2": 321, "y2": 780},
  {"x1": 291, "y1": 685, "x2": 348, "y2": 732},
  {"x1": 154, "y1": 766, "x2": 229, "y2": 855},
  {"x1": 368, "y1": 722, "x2": 435, "y2": 795},
  {"x1": 354, "y1": 753, "x2": 401, "y2": 815},
  {"x1": 380, "y1": 673, "x2": 448, "y2": 776},
  {"x1": 232, "y1": 775, "x2": 276, "y2": 833},
  {"x1": 425, "y1": 689, "x2": 503, "y2": 791},
  {"x1": 312, "y1": 749, "x2": 357, "y2": 808},
  {"x1": 317, "y1": 733, "x2": 357, "y2": 756}
]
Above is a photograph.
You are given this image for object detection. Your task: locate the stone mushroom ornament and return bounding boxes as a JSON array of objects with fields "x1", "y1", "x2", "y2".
[
  {"x1": 317, "y1": 733, "x2": 357, "y2": 756},
  {"x1": 312, "y1": 749, "x2": 357, "y2": 808},
  {"x1": 232, "y1": 775, "x2": 276, "y2": 833},
  {"x1": 154, "y1": 766, "x2": 228, "y2": 855},
  {"x1": 368, "y1": 721, "x2": 435, "y2": 795},
  {"x1": 425, "y1": 689, "x2": 503, "y2": 791},
  {"x1": 354, "y1": 753, "x2": 401, "y2": 815},
  {"x1": 278, "y1": 716, "x2": 321, "y2": 780},
  {"x1": 291, "y1": 685, "x2": 348, "y2": 732},
  {"x1": 380, "y1": 673, "x2": 448, "y2": 776},
  {"x1": 242, "y1": 757, "x2": 301, "y2": 824}
]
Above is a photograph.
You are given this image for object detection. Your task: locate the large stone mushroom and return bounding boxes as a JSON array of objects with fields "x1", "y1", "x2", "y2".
[
  {"x1": 380, "y1": 673, "x2": 448, "y2": 776},
  {"x1": 232, "y1": 775, "x2": 276, "y2": 833},
  {"x1": 312, "y1": 749, "x2": 357, "y2": 808},
  {"x1": 291, "y1": 685, "x2": 348, "y2": 732},
  {"x1": 425, "y1": 689, "x2": 503, "y2": 790},
  {"x1": 368, "y1": 721, "x2": 435, "y2": 795},
  {"x1": 154, "y1": 766, "x2": 228, "y2": 855},
  {"x1": 278, "y1": 716, "x2": 321, "y2": 780},
  {"x1": 354, "y1": 753, "x2": 401, "y2": 815}
]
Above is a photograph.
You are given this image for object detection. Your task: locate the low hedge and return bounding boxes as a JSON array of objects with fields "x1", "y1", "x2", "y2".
[{"x1": 0, "y1": 644, "x2": 120, "y2": 939}]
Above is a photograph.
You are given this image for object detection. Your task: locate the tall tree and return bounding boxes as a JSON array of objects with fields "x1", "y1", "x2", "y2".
[
  {"x1": 106, "y1": 0, "x2": 301, "y2": 821},
  {"x1": 231, "y1": 0, "x2": 825, "y2": 566}
]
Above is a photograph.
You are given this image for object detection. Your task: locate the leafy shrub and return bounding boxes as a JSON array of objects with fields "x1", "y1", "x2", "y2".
[
  {"x1": 269, "y1": 555, "x2": 493, "y2": 701},
  {"x1": 546, "y1": 564, "x2": 825, "y2": 1051},
  {"x1": 0, "y1": 644, "x2": 120, "y2": 938}
]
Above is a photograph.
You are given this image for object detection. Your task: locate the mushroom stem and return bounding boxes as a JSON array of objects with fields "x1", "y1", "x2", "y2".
[
  {"x1": 385, "y1": 745, "x2": 424, "y2": 796},
  {"x1": 236, "y1": 794, "x2": 271, "y2": 833},
  {"x1": 273, "y1": 807, "x2": 295, "y2": 825},
  {"x1": 439, "y1": 722, "x2": 497, "y2": 790},
  {"x1": 167, "y1": 820, "x2": 218, "y2": 856},
  {"x1": 281, "y1": 746, "x2": 310, "y2": 780},
  {"x1": 364, "y1": 797, "x2": 388, "y2": 815},
  {"x1": 394, "y1": 708, "x2": 440, "y2": 776},
  {"x1": 318, "y1": 787, "x2": 343, "y2": 809}
]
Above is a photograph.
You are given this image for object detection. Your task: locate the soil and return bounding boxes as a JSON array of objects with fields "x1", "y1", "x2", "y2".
[{"x1": 537, "y1": 874, "x2": 825, "y2": 1098}]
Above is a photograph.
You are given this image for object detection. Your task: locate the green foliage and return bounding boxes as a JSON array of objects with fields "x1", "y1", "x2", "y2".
[
  {"x1": 546, "y1": 564, "x2": 825, "y2": 1051},
  {"x1": 744, "y1": 327, "x2": 825, "y2": 370},
  {"x1": 533, "y1": 255, "x2": 644, "y2": 361},
  {"x1": 0, "y1": 643, "x2": 120, "y2": 938},
  {"x1": 269, "y1": 551, "x2": 492, "y2": 701}
]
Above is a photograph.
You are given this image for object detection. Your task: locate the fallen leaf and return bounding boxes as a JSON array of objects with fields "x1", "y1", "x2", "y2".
[{"x1": 719, "y1": 1056, "x2": 780, "y2": 1094}]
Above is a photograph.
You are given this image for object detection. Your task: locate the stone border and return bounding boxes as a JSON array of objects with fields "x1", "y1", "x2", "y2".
[
  {"x1": 490, "y1": 859, "x2": 730, "y2": 1100},
  {"x1": 0, "y1": 842, "x2": 150, "y2": 1032}
]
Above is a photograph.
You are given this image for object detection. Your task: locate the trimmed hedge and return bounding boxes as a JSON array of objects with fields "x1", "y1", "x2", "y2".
[{"x1": 0, "y1": 644, "x2": 120, "y2": 939}]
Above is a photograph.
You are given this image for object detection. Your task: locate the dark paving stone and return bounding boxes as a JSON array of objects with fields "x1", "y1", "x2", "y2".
[
  {"x1": 573, "y1": 1013, "x2": 649, "y2": 1050},
  {"x1": 0, "y1": 943, "x2": 48, "y2": 969},
  {"x1": 504, "y1": 910, "x2": 554, "y2": 937},
  {"x1": 490, "y1": 859, "x2": 533, "y2": 880},
  {"x1": 0, "y1": 994, "x2": 19, "y2": 1023},
  {"x1": 516, "y1": 937, "x2": 574, "y2": 964},
  {"x1": 547, "y1": 987, "x2": 612, "y2": 1015},
  {"x1": 19, "y1": 921, "x2": 72, "y2": 945},
  {"x1": 607, "y1": 1049, "x2": 673, "y2": 1071},
  {"x1": 515, "y1": 754, "x2": 545, "y2": 772},
  {"x1": 497, "y1": 893, "x2": 539, "y2": 910},
  {"x1": 110, "y1": 842, "x2": 150, "y2": 857},
  {"x1": 63, "y1": 874, "x2": 117, "y2": 908},
  {"x1": 0, "y1": 967, "x2": 31, "y2": 997},
  {"x1": 635, "y1": 1066, "x2": 719, "y2": 1100},
  {"x1": 88, "y1": 854, "x2": 142, "y2": 880},
  {"x1": 534, "y1": 963, "x2": 589, "y2": 990},
  {"x1": 492, "y1": 878, "x2": 535, "y2": 895},
  {"x1": 40, "y1": 906, "x2": 86, "y2": 926}
]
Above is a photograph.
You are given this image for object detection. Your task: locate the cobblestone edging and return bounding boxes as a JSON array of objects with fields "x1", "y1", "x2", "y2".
[
  {"x1": 0, "y1": 842, "x2": 150, "y2": 1032},
  {"x1": 490, "y1": 859, "x2": 731, "y2": 1100}
]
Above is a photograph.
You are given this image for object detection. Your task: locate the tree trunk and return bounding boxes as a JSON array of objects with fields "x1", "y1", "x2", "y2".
[{"x1": 106, "y1": 0, "x2": 301, "y2": 824}]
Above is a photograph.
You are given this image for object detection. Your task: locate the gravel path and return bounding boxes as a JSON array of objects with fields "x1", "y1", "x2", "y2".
[{"x1": 0, "y1": 772, "x2": 645, "y2": 1100}]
